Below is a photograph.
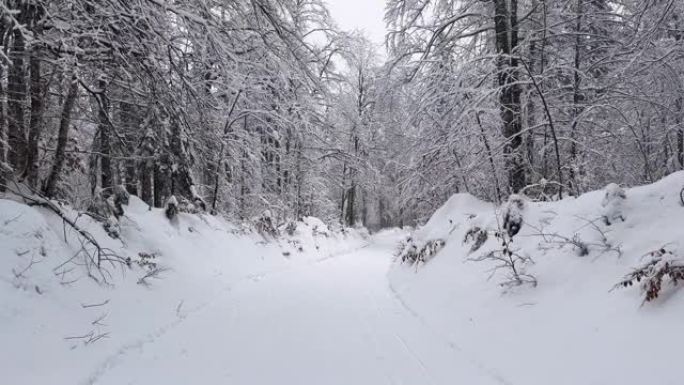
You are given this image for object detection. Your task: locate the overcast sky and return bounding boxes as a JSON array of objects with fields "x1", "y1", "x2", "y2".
[{"x1": 325, "y1": 0, "x2": 387, "y2": 47}]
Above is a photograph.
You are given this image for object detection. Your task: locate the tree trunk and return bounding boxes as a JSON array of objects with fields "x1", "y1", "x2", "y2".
[
  {"x1": 526, "y1": 38, "x2": 537, "y2": 174},
  {"x1": 674, "y1": 17, "x2": 683, "y2": 170},
  {"x1": 361, "y1": 188, "x2": 368, "y2": 227},
  {"x1": 153, "y1": 112, "x2": 171, "y2": 207},
  {"x1": 138, "y1": 123, "x2": 155, "y2": 205},
  {"x1": 97, "y1": 76, "x2": 113, "y2": 191},
  {"x1": 494, "y1": 0, "x2": 526, "y2": 193},
  {"x1": 154, "y1": 154, "x2": 171, "y2": 207},
  {"x1": 169, "y1": 116, "x2": 195, "y2": 200},
  {"x1": 676, "y1": 97, "x2": 683, "y2": 169},
  {"x1": 0, "y1": 22, "x2": 7, "y2": 191},
  {"x1": 294, "y1": 136, "x2": 304, "y2": 220},
  {"x1": 345, "y1": 183, "x2": 356, "y2": 227},
  {"x1": 119, "y1": 101, "x2": 139, "y2": 195},
  {"x1": 43, "y1": 73, "x2": 78, "y2": 198},
  {"x1": 7, "y1": 21, "x2": 27, "y2": 175},
  {"x1": 340, "y1": 162, "x2": 347, "y2": 223},
  {"x1": 140, "y1": 159, "x2": 153, "y2": 205},
  {"x1": 569, "y1": 0, "x2": 584, "y2": 195},
  {"x1": 25, "y1": 42, "x2": 45, "y2": 188},
  {"x1": 475, "y1": 111, "x2": 502, "y2": 203}
]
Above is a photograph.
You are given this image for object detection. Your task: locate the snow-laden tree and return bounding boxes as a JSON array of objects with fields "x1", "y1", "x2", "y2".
[{"x1": 382, "y1": 0, "x2": 684, "y2": 223}]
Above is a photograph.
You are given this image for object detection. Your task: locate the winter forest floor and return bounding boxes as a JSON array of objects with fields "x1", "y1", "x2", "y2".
[
  {"x1": 83, "y1": 234, "x2": 502, "y2": 385},
  {"x1": 3, "y1": 173, "x2": 684, "y2": 384},
  {"x1": 0, "y1": 200, "x2": 497, "y2": 385}
]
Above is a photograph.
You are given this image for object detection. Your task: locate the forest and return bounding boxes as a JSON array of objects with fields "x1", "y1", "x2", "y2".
[
  {"x1": 0, "y1": 0, "x2": 682, "y2": 229},
  {"x1": 3, "y1": 2, "x2": 684, "y2": 384}
]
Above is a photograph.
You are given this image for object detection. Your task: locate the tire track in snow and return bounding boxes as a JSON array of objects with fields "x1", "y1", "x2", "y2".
[
  {"x1": 82, "y1": 243, "x2": 372, "y2": 385},
  {"x1": 358, "y1": 272, "x2": 432, "y2": 385},
  {"x1": 387, "y1": 280, "x2": 515, "y2": 385},
  {"x1": 393, "y1": 333, "x2": 436, "y2": 385}
]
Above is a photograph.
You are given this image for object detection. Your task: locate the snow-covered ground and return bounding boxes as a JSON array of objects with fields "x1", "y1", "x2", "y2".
[
  {"x1": 391, "y1": 171, "x2": 684, "y2": 385},
  {"x1": 0, "y1": 196, "x2": 368, "y2": 384},
  {"x1": 82, "y1": 233, "x2": 506, "y2": 385},
  {"x1": 3, "y1": 172, "x2": 684, "y2": 384}
]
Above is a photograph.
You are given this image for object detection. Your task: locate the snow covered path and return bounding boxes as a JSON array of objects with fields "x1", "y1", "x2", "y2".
[{"x1": 85, "y1": 233, "x2": 502, "y2": 385}]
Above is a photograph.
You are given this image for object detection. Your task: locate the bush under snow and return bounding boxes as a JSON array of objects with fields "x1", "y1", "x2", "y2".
[{"x1": 390, "y1": 171, "x2": 684, "y2": 385}]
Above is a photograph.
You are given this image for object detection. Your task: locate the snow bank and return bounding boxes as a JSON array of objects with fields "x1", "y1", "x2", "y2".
[
  {"x1": 390, "y1": 171, "x2": 684, "y2": 385},
  {"x1": 0, "y1": 195, "x2": 366, "y2": 384}
]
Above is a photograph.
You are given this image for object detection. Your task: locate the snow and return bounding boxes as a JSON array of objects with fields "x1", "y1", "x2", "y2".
[
  {"x1": 390, "y1": 171, "x2": 684, "y2": 385},
  {"x1": 3, "y1": 172, "x2": 684, "y2": 384},
  {"x1": 0, "y1": 195, "x2": 367, "y2": 384},
  {"x1": 602, "y1": 182, "x2": 627, "y2": 224},
  {"x1": 82, "y1": 235, "x2": 501, "y2": 385}
]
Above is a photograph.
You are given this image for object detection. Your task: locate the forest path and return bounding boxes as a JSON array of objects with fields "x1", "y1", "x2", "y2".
[{"x1": 87, "y1": 232, "x2": 501, "y2": 385}]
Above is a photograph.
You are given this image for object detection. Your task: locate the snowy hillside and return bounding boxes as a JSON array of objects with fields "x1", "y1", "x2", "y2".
[
  {"x1": 390, "y1": 171, "x2": 684, "y2": 385},
  {"x1": 0, "y1": 195, "x2": 367, "y2": 384},
  {"x1": 3, "y1": 175, "x2": 684, "y2": 385}
]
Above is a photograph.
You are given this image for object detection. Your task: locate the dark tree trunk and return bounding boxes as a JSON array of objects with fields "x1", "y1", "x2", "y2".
[
  {"x1": 494, "y1": 0, "x2": 526, "y2": 193},
  {"x1": 138, "y1": 123, "x2": 155, "y2": 205},
  {"x1": 124, "y1": 157, "x2": 137, "y2": 194},
  {"x1": 119, "y1": 101, "x2": 139, "y2": 195},
  {"x1": 153, "y1": 156, "x2": 171, "y2": 207},
  {"x1": 0, "y1": 21, "x2": 7, "y2": 191},
  {"x1": 677, "y1": 97, "x2": 683, "y2": 169},
  {"x1": 294, "y1": 137, "x2": 304, "y2": 220},
  {"x1": 361, "y1": 188, "x2": 368, "y2": 227},
  {"x1": 340, "y1": 162, "x2": 347, "y2": 223},
  {"x1": 140, "y1": 160, "x2": 153, "y2": 205},
  {"x1": 526, "y1": 38, "x2": 537, "y2": 174},
  {"x1": 25, "y1": 42, "x2": 45, "y2": 188},
  {"x1": 169, "y1": 116, "x2": 195, "y2": 199},
  {"x1": 345, "y1": 184, "x2": 356, "y2": 227},
  {"x1": 569, "y1": 0, "x2": 584, "y2": 195},
  {"x1": 7, "y1": 21, "x2": 28, "y2": 175},
  {"x1": 673, "y1": 20, "x2": 683, "y2": 170},
  {"x1": 210, "y1": 91, "x2": 241, "y2": 213},
  {"x1": 97, "y1": 76, "x2": 113, "y2": 191},
  {"x1": 43, "y1": 73, "x2": 78, "y2": 198}
]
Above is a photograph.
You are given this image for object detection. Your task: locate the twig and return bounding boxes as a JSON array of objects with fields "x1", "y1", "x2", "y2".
[
  {"x1": 81, "y1": 299, "x2": 110, "y2": 308},
  {"x1": 12, "y1": 256, "x2": 43, "y2": 279},
  {"x1": 2, "y1": 213, "x2": 22, "y2": 226},
  {"x1": 91, "y1": 312, "x2": 109, "y2": 327},
  {"x1": 137, "y1": 266, "x2": 169, "y2": 286},
  {"x1": 64, "y1": 331, "x2": 94, "y2": 341},
  {"x1": 176, "y1": 300, "x2": 184, "y2": 317}
]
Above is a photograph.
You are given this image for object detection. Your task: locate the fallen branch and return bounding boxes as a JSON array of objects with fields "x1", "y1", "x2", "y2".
[{"x1": 3, "y1": 182, "x2": 126, "y2": 284}]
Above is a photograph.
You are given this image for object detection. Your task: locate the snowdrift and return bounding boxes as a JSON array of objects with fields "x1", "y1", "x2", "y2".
[
  {"x1": 0, "y1": 195, "x2": 367, "y2": 384},
  {"x1": 390, "y1": 171, "x2": 684, "y2": 385}
]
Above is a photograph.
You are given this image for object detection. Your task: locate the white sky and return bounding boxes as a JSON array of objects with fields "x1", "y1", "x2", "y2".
[{"x1": 325, "y1": 0, "x2": 387, "y2": 47}]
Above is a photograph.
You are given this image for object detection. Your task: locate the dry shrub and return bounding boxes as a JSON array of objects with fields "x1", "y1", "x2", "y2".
[
  {"x1": 397, "y1": 238, "x2": 446, "y2": 266},
  {"x1": 614, "y1": 248, "x2": 684, "y2": 303}
]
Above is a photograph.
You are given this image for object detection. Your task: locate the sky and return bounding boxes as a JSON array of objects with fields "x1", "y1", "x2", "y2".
[{"x1": 325, "y1": 0, "x2": 387, "y2": 47}]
